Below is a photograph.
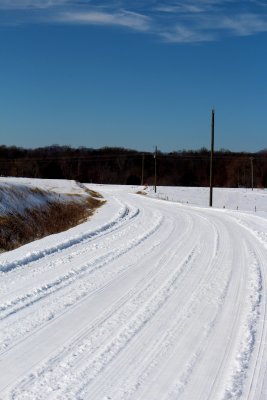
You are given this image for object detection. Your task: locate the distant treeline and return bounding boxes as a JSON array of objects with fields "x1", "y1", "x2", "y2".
[{"x1": 0, "y1": 145, "x2": 266, "y2": 188}]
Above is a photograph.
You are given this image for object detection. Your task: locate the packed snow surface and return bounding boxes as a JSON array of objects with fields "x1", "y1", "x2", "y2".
[{"x1": 0, "y1": 180, "x2": 267, "y2": 400}]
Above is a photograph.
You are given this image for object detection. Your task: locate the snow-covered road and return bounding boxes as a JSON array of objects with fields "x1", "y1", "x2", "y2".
[{"x1": 0, "y1": 185, "x2": 267, "y2": 399}]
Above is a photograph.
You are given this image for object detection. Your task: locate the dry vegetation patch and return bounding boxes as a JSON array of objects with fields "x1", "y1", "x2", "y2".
[
  {"x1": 136, "y1": 191, "x2": 147, "y2": 196},
  {"x1": 86, "y1": 188, "x2": 104, "y2": 199},
  {"x1": 0, "y1": 187, "x2": 105, "y2": 252}
]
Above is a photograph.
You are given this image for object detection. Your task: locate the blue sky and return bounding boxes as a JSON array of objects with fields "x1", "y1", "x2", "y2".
[{"x1": 0, "y1": 0, "x2": 266, "y2": 152}]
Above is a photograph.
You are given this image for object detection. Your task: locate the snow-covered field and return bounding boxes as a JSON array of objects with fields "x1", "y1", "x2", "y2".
[
  {"x1": 0, "y1": 180, "x2": 267, "y2": 399},
  {"x1": 148, "y1": 185, "x2": 267, "y2": 219}
]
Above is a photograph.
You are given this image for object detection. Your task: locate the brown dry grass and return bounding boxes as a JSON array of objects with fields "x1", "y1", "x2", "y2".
[
  {"x1": 0, "y1": 195, "x2": 105, "y2": 252},
  {"x1": 85, "y1": 188, "x2": 104, "y2": 199},
  {"x1": 136, "y1": 191, "x2": 147, "y2": 196}
]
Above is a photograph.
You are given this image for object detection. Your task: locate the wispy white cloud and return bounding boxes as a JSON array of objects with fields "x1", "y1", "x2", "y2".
[
  {"x1": 155, "y1": 4, "x2": 205, "y2": 13},
  {"x1": 59, "y1": 10, "x2": 151, "y2": 31},
  {"x1": 154, "y1": 1, "x2": 267, "y2": 42},
  {"x1": 1, "y1": 1, "x2": 267, "y2": 43},
  {"x1": 0, "y1": 0, "x2": 68, "y2": 9},
  {"x1": 161, "y1": 25, "x2": 215, "y2": 42},
  {"x1": 219, "y1": 13, "x2": 267, "y2": 35}
]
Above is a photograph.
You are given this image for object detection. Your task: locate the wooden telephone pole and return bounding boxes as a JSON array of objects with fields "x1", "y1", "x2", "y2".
[
  {"x1": 154, "y1": 146, "x2": 157, "y2": 193},
  {"x1": 250, "y1": 157, "x2": 254, "y2": 191},
  {"x1": 209, "y1": 109, "x2": 215, "y2": 207},
  {"x1": 141, "y1": 153, "x2": 144, "y2": 186}
]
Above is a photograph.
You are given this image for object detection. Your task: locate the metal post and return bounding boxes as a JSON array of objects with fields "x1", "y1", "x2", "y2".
[
  {"x1": 154, "y1": 146, "x2": 157, "y2": 193},
  {"x1": 250, "y1": 157, "x2": 254, "y2": 191},
  {"x1": 209, "y1": 109, "x2": 215, "y2": 207},
  {"x1": 141, "y1": 153, "x2": 144, "y2": 186}
]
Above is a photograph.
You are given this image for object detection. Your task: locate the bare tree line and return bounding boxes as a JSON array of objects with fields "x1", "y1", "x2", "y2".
[{"x1": 0, "y1": 145, "x2": 266, "y2": 188}]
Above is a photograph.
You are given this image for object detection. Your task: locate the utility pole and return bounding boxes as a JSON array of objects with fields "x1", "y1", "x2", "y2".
[
  {"x1": 209, "y1": 108, "x2": 215, "y2": 207},
  {"x1": 250, "y1": 157, "x2": 254, "y2": 191},
  {"x1": 141, "y1": 153, "x2": 144, "y2": 186},
  {"x1": 77, "y1": 159, "x2": 81, "y2": 180},
  {"x1": 154, "y1": 146, "x2": 157, "y2": 193}
]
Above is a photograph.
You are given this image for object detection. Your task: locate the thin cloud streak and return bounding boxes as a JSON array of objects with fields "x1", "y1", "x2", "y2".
[
  {"x1": 59, "y1": 10, "x2": 151, "y2": 31},
  {"x1": 1, "y1": 1, "x2": 267, "y2": 43},
  {"x1": 0, "y1": 0, "x2": 68, "y2": 9},
  {"x1": 161, "y1": 25, "x2": 216, "y2": 43},
  {"x1": 220, "y1": 14, "x2": 267, "y2": 35},
  {"x1": 162, "y1": 12, "x2": 267, "y2": 43},
  {"x1": 154, "y1": 4, "x2": 205, "y2": 13}
]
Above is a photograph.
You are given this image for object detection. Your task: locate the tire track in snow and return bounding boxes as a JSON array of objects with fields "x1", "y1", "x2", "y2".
[
  {"x1": 11, "y1": 242, "x2": 198, "y2": 400},
  {"x1": 201, "y1": 240, "x2": 248, "y2": 400},
  {"x1": 0, "y1": 199, "x2": 137, "y2": 274},
  {"x1": 0, "y1": 203, "x2": 140, "y2": 303},
  {"x1": 2, "y1": 191, "x2": 267, "y2": 400},
  {"x1": 4, "y1": 210, "x2": 194, "y2": 398},
  {"x1": 10, "y1": 210, "x2": 213, "y2": 400},
  {"x1": 0, "y1": 210, "x2": 164, "y2": 354},
  {"x1": 239, "y1": 244, "x2": 267, "y2": 400},
  {"x1": 84, "y1": 230, "x2": 218, "y2": 400},
  {"x1": 114, "y1": 216, "x2": 229, "y2": 400},
  {"x1": 0, "y1": 209, "x2": 144, "y2": 319},
  {"x1": 194, "y1": 213, "x2": 267, "y2": 400},
  {"x1": 219, "y1": 248, "x2": 263, "y2": 400},
  {"x1": 166, "y1": 213, "x2": 267, "y2": 400},
  {"x1": 0, "y1": 197, "x2": 147, "y2": 309}
]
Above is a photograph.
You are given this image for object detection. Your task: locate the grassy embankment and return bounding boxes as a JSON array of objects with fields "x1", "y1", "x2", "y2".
[{"x1": 0, "y1": 186, "x2": 105, "y2": 252}]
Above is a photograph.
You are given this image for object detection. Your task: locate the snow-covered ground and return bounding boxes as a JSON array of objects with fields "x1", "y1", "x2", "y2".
[
  {"x1": 0, "y1": 180, "x2": 267, "y2": 399},
  {"x1": 147, "y1": 185, "x2": 267, "y2": 219},
  {"x1": 0, "y1": 178, "x2": 86, "y2": 217},
  {"x1": 0, "y1": 177, "x2": 86, "y2": 196}
]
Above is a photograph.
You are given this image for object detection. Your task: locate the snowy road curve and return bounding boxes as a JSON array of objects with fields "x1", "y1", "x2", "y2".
[{"x1": 0, "y1": 186, "x2": 267, "y2": 399}]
